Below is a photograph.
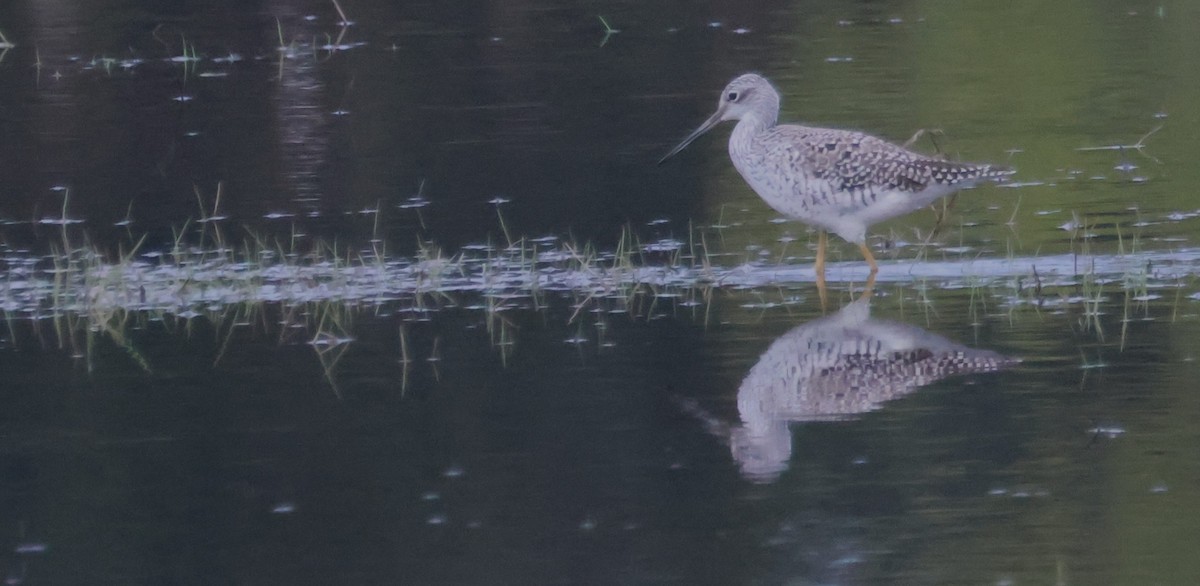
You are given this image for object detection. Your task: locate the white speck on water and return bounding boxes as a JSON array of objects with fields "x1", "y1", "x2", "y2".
[
  {"x1": 1035, "y1": 209, "x2": 1061, "y2": 215},
  {"x1": 732, "y1": 28, "x2": 751, "y2": 34},
  {"x1": 1001, "y1": 181, "x2": 1047, "y2": 189},
  {"x1": 708, "y1": 21, "x2": 722, "y2": 28},
  {"x1": 643, "y1": 239, "x2": 683, "y2": 252},
  {"x1": 443, "y1": 464, "x2": 465, "y2": 478},
  {"x1": 426, "y1": 514, "x2": 448, "y2": 525},
  {"x1": 1150, "y1": 483, "x2": 1168, "y2": 494},
  {"x1": 38, "y1": 217, "x2": 84, "y2": 225},
  {"x1": 825, "y1": 56, "x2": 854, "y2": 63},
  {"x1": 309, "y1": 334, "x2": 354, "y2": 347},
  {"x1": 579, "y1": 517, "x2": 597, "y2": 531},
  {"x1": 488, "y1": 196, "x2": 510, "y2": 205},
  {"x1": 13, "y1": 542, "x2": 47, "y2": 555},
  {"x1": 1088, "y1": 425, "x2": 1125, "y2": 438},
  {"x1": 271, "y1": 502, "x2": 296, "y2": 514},
  {"x1": 172, "y1": 95, "x2": 193, "y2": 102}
]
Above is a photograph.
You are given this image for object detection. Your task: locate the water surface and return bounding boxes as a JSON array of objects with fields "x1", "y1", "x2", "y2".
[{"x1": 2, "y1": 1, "x2": 1200, "y2": 584}]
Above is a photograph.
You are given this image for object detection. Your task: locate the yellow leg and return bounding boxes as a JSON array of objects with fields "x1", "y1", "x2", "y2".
[
  {"x1": 860, "y1": 272, "x2": 876, "y2": 301},
  {"x1": 856, "y1": 241, "x2": 878, "y2": 301},
  {"x1": 816, "y1": 274, "x2": 829, "y2": 312},
  {"x1": 857, "y1": 241, "x2": 878, "y2": 275},
  {"x1": 815, "y1": 231, "x2": 828, "y2": 311},
  {"x1": 814, "y1": 231, "x2": 827, "y2": 277}
]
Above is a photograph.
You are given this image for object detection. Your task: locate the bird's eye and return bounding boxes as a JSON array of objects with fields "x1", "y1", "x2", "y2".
[{"x1": 727, "y1": 91, "x2": 739, "y2": 102}]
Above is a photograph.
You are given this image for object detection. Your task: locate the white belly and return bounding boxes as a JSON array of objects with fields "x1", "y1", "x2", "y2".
[{"x1": 739, "y1": 165, "x2": 965, "y2": 245}]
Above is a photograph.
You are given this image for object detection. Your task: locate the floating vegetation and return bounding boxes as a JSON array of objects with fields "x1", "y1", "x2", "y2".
[
  {"x1": 4, "y1": 176, "x2": 1200, "y2": 389},
  {"x1": 597, "y1": 16, "x2": 620, "y2": 48},
  {"x1": 4, "y1": 220, "x2": 1200, "y2": 326},
  {"x1": 0, "y1": 28, "x2": 16, "y2": 52}
]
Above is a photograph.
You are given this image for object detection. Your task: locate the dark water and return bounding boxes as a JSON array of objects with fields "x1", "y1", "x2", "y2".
[
  {"x1": 3, "y1": 0, "x2": 1200, "y2": 584},
  {"x1": 5, "y1": 291, "x2": 1200, "y2": 584}
]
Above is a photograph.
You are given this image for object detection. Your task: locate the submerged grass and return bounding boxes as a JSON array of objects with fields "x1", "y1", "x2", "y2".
[{"x1": 3, "y1": 201, "x2": 1200, "y2": 388}]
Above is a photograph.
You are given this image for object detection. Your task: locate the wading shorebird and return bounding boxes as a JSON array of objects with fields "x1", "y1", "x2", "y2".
[{"x1": 660, "y1": 73, "x2": 1012, "y2": 289}]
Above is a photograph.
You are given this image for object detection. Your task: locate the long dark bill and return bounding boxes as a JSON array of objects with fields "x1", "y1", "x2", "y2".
[{"x1": 657, "y1": 109, "x2": 724, "y2": 165}]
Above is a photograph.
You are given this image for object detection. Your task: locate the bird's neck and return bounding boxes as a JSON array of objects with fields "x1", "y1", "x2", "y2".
[{"x1": 730, "y1": 112, "x2": 775, "y2": 154}]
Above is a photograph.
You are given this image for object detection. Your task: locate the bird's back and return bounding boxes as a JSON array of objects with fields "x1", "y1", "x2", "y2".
[{"x1": 730, "y1": 122, "x2": 1011, "y2": 240}]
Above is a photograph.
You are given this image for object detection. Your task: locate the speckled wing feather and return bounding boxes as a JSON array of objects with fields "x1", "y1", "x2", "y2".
[
  {"x1": 883, "y1": 157, "x2": 1014, "y2": 192},
  {"x1": 763, "y1": 125, "x2": 1011, "y2": 194}
]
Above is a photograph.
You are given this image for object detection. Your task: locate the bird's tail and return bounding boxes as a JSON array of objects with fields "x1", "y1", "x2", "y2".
[{"x1": 978, "y1": 164, "x2": 1017, "y2": 181}]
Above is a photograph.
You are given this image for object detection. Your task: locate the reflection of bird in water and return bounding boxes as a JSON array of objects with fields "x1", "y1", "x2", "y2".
[{"x1": 678, "y1": 295, "x2": 1017, "y2": 483}]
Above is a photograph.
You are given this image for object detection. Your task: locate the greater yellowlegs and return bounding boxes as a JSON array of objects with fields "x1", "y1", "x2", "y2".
[{"x1": 660, "y1": 73, "x2": 1012, "y2": 282}]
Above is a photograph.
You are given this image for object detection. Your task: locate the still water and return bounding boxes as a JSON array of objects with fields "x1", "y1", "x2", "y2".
[{"x1": 2, "y1": 0, "x2": 1200, "y2": 584}]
